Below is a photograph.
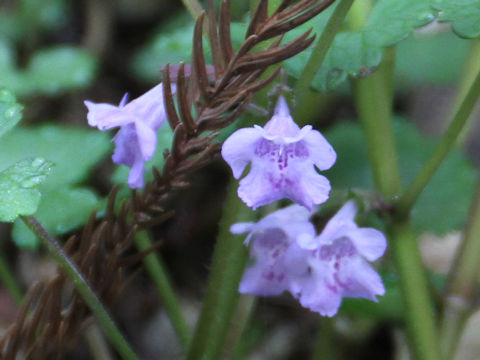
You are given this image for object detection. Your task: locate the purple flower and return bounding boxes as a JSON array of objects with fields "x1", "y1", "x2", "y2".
[
  {"x1": 234, "y1": 201, "x2": 387, "y2": 317},
  {"x1": 85, "y1": 83, "x2": 174, "y2": 188},
  {"x1": 221, "y1": 96, "x2": 336, "y2": 210},
  {"x1": 231, "y1": 205, "x2": 315, "y2": 296},
  {"x1": 296, "y1": 201, "x2": 387, "y2": 316}
]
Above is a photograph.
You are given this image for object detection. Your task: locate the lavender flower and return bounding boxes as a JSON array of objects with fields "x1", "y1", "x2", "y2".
[
  {"x1": 231, "y1": 205, "x2": 314, "y2": 296},
  {"x1": 221, "y1": 96, "x2": 336, "y2": 210},
  {"x1": 234, "y1": 201, "x2": 387, "y2": 317},
  {"x1": 296, "y1": 201, "x2": 387, "y2": 316},
  {"x1": 85, "y1": 83, "x2": 174, "y2": 188}
]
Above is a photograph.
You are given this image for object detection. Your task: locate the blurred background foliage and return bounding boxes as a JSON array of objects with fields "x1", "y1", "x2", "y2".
[{"x1": 0, "y1": 0, "x2": 479, "y2": 358}]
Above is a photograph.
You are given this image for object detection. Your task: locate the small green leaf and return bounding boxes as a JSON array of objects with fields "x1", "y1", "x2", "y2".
[
  {"x1": 433, "y1": 0, "x2": 480, "y2": 38},
  {"x1": 0, "y1": 125, "x2": 112, "y2": 190},
  {"x1": 325, "y1": 118, "x2": 476, "y2": 234},
  {"x1": 0, "y1": 157, "x2": 53, "y2": 222},
  {"x1": 12, "y1": 187, "x2": 101, "y2": 248},
  {"x1": 284, "y1": 0, "x2": 438, "y2": 92},
  {"x1": 0, "y1": 88, "x2": 23, "y2": 138}
]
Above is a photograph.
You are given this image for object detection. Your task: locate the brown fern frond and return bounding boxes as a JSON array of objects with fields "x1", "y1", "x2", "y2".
[{"x1": 0, "y1": 0, "x2": 336, "y2": 358}]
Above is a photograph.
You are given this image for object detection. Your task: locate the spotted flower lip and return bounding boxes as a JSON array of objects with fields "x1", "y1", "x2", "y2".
[
  {"x1": 233, "y1": 201, "x2": 387, "y2": 317},
  {"x1": 231, "y1": 205, "x2": 315, "y2": 296},
  {"x1": 221, "y1": 95, "x2": 336, "y2": 210},
  {"x1": 85, "y1": 83, "x2": 175, "y2": 189},
  {"x1": 296, "y1": 200, "x2": 387, "y2": 316}
]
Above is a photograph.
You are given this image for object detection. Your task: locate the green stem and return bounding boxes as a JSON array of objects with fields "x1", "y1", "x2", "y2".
[
  {"x1": 181, "y1": 0, "x2": 203, "y2": 19},
  {"x1": 223, "y1": 295, "x2": 256, "y2": 360},
  {"x1": 294, "y1": 0, "x2": 354, "y2": 108},
  {"x1": 352, "y1": 47, "x2": 402, "y2": 198},
  {"x1": 20, "y1": 216, "x2": 139, "y2": 360},
  {"x1": 85, "y1": 324, "x2": 115, "y2": 360},
  {"x1": 311, "y1": 318, "x2": 336, "y2": 360},
  {"x1": 439, "y1": 181, "x2": 480, "y2": 359},
  {"x1": 186, "y1": 182, "x2": 252, "y2": 360},
  {"x1": 395, "y1": 68, "x2": 480, "y2": 218},
  {"x1": 390, "y1": 222, "x2": 442, "y2": 360},
  {"x1": 134, "y1": 231, "x2": 190, "y2": 348},
  {"x1": 0, "y1": 253, "x2": 23, "y2": 305}
]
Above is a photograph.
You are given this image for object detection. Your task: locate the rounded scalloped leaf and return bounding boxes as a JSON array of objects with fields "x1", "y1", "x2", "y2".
[
  {"x1": 283, "y1": 0, "x2": 438, "y2": 92},
  {"x1": 433, "y1": 0, "x2": 480, "y2": 39},
  {"x1": 0, "y1": 125, "x2": 112, "y2": 191},
  {"x1": 0, "y1": 157, "x2": 54, "y2": 222}
]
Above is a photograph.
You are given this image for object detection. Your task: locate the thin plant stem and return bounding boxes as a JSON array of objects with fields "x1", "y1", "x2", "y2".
[
  {"x1": 181, "y1": 0, "x2": 204, "y2": 20},
  {"x1": 0, "y1": 253, "x2": 23, "y2": 305},
  {"x1": 294, "y1": 0, "x2": 354, "y2": 108},
  {"x1": 352, "y1": 47, "x2": 402, "y2": 198},
  {"x1": 223, "y1": 294, "x2": 256, "y2": 360},
  {"x1": 439, "y1": 181, "x2": 480, "y2": 360},
  {"x1": 395, "y1": 68, "x2": 480, "y2": 219},
  {"x1": 134, "y1": 231, "x2": 190, "y2": 348},
  {"x1": 20, "y1": 216, "x2": 139, "y2": 360},
  {"x1": 390, "y1": 221, "x2": 442, "y2": 360},
  {"x1": 311, "y1": 318, "x2": 336, "y2": 360},
  {"x1": 85, "y1": 324, "x2": 115, "y2": 360},
  {"x1": 454, "y1": 39, "x2": 480, "y2": 145},
  {"x1": 186, "y1": 181, "x2": 252, "y2": 360}
]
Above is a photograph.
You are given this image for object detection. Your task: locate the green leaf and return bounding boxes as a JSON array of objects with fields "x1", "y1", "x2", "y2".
[
  {"x1": 284, "y1": 0, "x2": 438, "y2": 92},
  {"x1": 0, "y1": 125, "x2": 111, "y2": 247},
  {"x1": 433, "y1": 0, "x2": 480, "y2": 38},
  {"x1": 25, "y1": 46, "x2": 97, "y2": 95},
  {"x1": 395, "y1": 31, "x2": 470, "y2": 89},
  {"x1": 0, "y1": 125, "x2": 112, "y2": 191},
  {"x1": 0, "y1": 42, "x2": 97, "y2": 96},
  {"x1": 0, "y1": 88, "x2": 23, "y2": 138},
  {"x1": 0, "y1": 158, "x2": 53, "y2": 222},
  {"x1": 325, "y1": 118, "x2": 477, "y2": 234},
  {"x1": 12, "y1": 188, "x2": 101, "y2": 248}
]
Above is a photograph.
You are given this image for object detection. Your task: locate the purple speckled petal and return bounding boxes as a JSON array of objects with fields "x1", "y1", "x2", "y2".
[
  {"x1": 298, "y1": 270, "x2": 343, "y2": 317},
  {"x1": 336, "y1": 256, "x2": 385, "y2": 301},
  {"x1": 221, "y1": 127, "x2": 263, "y2": 178}
]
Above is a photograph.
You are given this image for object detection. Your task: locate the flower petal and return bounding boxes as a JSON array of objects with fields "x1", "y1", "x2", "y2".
[
  {"x1": 112, "y1": 124, "x2": 138, "y2": 167},
  {"x1": 302, "y1": 129, "x2": 336, "y2": 170},
  {"x1": 135, "y1": 119, "x2": 157, "y2": 161},
  {"x1": 84, "y1": 101, "x2": 132, "y2": 130},
  {"x1": 263, "y1": 96, "x2": 301, "y2": 138},
  {"x1": 317, "y1": 200, "x2": 358, "y2": 243},
  {"x1": 127, "y1": 153, "x2": 146, "y2": 189},
  {"x1": 336, "y1": 257, "x2": 385, "y2": 301},
  {"x1": 347, "y1": 228, "x2": 387, "y2": 261},
  {"x1": 222, "y1": 127, "x2": 263, "y2": 179},
  {"x1": 298, "y1": 273, "x2": 343, "y2": 317},
  {"x1": 237, "y1": 165, "x2": 284, "y2": 209}
]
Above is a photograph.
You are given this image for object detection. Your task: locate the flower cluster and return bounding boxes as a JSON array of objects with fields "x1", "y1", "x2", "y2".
[
  {"x1": 85, "y1": 83, "x2": 174, "y2": 189},
  {"x1": 232, "y1": 201, "x2": 387, "y2": 316},
  {"x1": 85, "y1": 84, "x2": 387, "y2": 317}
]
